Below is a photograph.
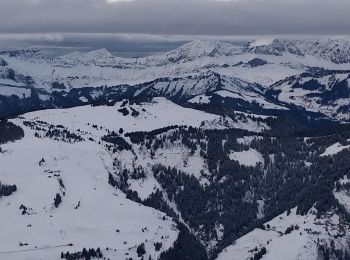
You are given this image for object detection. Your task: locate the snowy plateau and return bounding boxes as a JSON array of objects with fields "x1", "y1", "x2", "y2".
[{"x1": 0, "y1": 38, "x2": 350, "y2": 260}]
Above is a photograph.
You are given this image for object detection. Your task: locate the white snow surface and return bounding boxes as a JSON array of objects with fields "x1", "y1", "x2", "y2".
[
  {"x1": 321, "y1": 142, "x2": 350, "y2": 157},
  {"x1": 1, "y1": 96, "x2": 255, "y2": 259},
  {"x1": 22, "y1": 97, "x2": 268, "y2": 133},
  {"x1": 0, "y1": 86, "x2": 31, "y2": 98},
  {"x1": 229, "y1": 148, "x2": 264, "y2": 167},
  {"x1": 22, "y1": 97, "x2": 232, "y2": 134},
  {"x1": 0, "y1": 119, "x2": 178, "y2": 260},
  {"x1": 216, "y1": 208, "x2": 349, "y2": 260}
]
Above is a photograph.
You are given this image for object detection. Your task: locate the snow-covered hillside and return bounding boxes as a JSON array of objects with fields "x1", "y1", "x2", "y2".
[
  {"x1": 216, "y1": 208, "x2": 350, "y2": 260},
  {"x1": 321, "y1": 142, "x2": 350, "y2": 157},
  {"x1": 0, "y1": 118, "x2": 178, "y2": 260},
  {"x1": 216, "y1": 169, "x2": 350, "y2": 260},
  {"x1": 21, "y1": 97, "x2": 267, "y2": 133},
  {"x1": 1, "y1": 96, "x2": 350, "y2": 260},
  {"x1": 269, "y1": 70, "x2": 350, "y2": 120},
  {"x1": 0, "y1": 96, "x2": 272, "y2": 259}
]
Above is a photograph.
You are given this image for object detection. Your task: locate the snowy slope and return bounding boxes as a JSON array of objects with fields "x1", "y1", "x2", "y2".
[
  {"x1": 21, "y1": 97, "x2": 249, "y2": 134},
  {"x1": 229, "y1": 148, "x2": 264, "y2": 167},
  {"x1": 0, "y1": 119, "x2": 178, "y2": 260},
  {"x1": 158, "y1": 40, "x2": 241, "y2": 63},
  {"x1": 216, "y1": 208, "x2": 350, "y2": 260},
  {"x1": 321, "y1": 142, "x2": 350, "y2": 157},
  {"x1": 334, "y1": 176, "x2": 350, "y2": 215},
  {"x1": 1, "y1": 96, "x2": 264, "y2": 259},
  {"x1": 270, "y1": 71, "x2": 350, "y2": 120},
  {"x1": 12, "y1": 97, "x2": 268, "y2": 192}
]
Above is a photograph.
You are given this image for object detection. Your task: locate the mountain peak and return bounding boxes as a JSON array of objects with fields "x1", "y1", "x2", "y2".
[
  {"x1": 182, "y1": 39, "x2": 223, "y2": 50},
  {"x1": 86, "y1": 48, "x2": 114, "y2": 59},
  {"x1": 246, "y1": 38, "x2": 277, "y2": 48},
  {"x1": 164, "y1": 39, "x2": 238, "y2": 62},
  {"x1": 58, "y1": 48, "x2": 114, "y2": 65}
]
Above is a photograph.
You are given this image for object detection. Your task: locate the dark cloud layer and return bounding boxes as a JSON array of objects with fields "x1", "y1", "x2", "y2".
[{"x1": 0, "y1": 0, "x2": 349, "y2": 35}]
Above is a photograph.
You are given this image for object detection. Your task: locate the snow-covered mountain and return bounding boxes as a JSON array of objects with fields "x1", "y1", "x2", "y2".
[
  {"x1": 268, "y1": 69, "x2": 350, "y2": 120},
  {"x1": 58, "y1": 48, "x2": 115, "y2": 66},
  {"x1": 1, "y1": 38, "x2": 350, "y2": 260},
  {"x1": 246, "y1": 38, "x2": 350, "y2": 64},
  {"x1": 0, "y1": 38, "x2": 349, "y2": 121},
  {"x1": 160, "y1": 40, "x2": 241, "y2": 63},
  {"x1": 0, "y1": 102, "x2": 180, "y2": 260},
  {"x1": 0, "y1": 97, "x2": 269, "y2": 259}
]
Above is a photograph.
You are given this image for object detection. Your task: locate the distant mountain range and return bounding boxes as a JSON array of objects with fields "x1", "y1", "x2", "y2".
[{"x1": 0, "y1": 38, "x2": 349, "y2": 121}]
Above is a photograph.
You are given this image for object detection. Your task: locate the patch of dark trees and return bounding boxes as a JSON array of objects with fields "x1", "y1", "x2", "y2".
[
  {"x1": 0, "y1": 87, "x2": 44, "y2": 119},
  {"x1": 143, "y1": 189, "x2": 177, "y2": 219},
  {"x1": 125, "y1": 125, "x2": 181, "y2": 145},
  {"x1": 108, "y1": 168, "x2": 209, "y2": 260},
  {"x1": 118, "y1": 107, "x2": 129, "y2": 116},
  {"x1": 54, "y1": 193, "x2": 62, "y2": 208},
  {"x1": 0, "y1": 182, "x2": 17, "y2": 197},
  {"x1": 115, "y1": 124, "x2": 350, "y2": 259},
  {"x1": 246, "y1": 58, "x2": 268, "y2": 67},
  {"x1": 159, "y1": 223, "x2": 208, "y2": 260},
  {"x1": 104, "y1": 119, "x2": 350, "y2": 260},
  {"x1": 101, "y1": 132, "x2": 132, "y2": 151},
  {"x1": 25, "y1": 120, "x2": 84, "y2": 143},
  {"x1": 45, "y1": 125, "x2": 84, "y2": 143},
  {"x1": 250, "y1": 247, "x2": 267, "y2": 260},
  {"x1": 136, "y1": 243, "x2": 146, "y2": 257},
  {"x1": 52, "y1": 82, "x2": 66, "y2": 90},
  {"x1": 19, "y1": 204, "x2": 32, "y2": 215},
  {"x1": 61, "y1": 248, "x2": 103, "y2": 260},
  {"x1": 0, "y1": 57, "x2": 8, "y2": 66},
  {"x1": 0, "y1": 120, "x2": 24, "y2": 145},
  {"x1": 318, "y1": 243, "x2": 350, "y2": 260},
  {"x1": 117, "y1": 103, "x2": 140, "y2": 117}
]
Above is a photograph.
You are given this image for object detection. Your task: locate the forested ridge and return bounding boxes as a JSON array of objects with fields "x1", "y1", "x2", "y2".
[{"x1": 107, "y1": 122, "x2": 350, "y2": 259}]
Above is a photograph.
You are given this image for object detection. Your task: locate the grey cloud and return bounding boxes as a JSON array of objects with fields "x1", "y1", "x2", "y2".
[{"x1": 0, "y1": 0, "x2": 349, "y2": 35}]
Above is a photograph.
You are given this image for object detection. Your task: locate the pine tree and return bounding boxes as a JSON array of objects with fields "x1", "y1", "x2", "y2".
[{"x1": 137, "y1": 243, "x2": 146, "y2": 257}]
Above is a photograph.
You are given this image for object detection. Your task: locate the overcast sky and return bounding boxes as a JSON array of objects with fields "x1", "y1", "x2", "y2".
[{"x1": 0, "y1": 0, "x2": 350, "y2": 35}]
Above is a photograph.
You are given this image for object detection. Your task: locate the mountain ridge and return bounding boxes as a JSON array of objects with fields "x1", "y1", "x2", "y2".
[
  {"x1": 246, "y1": 38, "x2": 350, "y2": 64},
  {"x1": 0, "y1": 38, "x2": 349, "y2": 121}
]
